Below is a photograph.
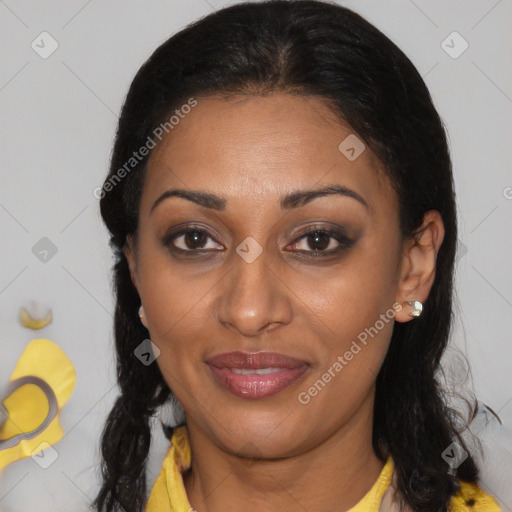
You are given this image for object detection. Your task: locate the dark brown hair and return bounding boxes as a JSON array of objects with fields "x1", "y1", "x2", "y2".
[{"x1": 94, "y1": 2, "x2": 481, "y2": 510}]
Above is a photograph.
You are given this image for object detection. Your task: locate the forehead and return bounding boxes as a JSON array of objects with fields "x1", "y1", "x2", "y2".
[{"x1": 141, "y1": 93, "x2": 394, "y2": 216}]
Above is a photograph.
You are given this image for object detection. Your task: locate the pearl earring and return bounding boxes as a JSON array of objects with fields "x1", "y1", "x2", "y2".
[
  {"x1": 406, "y1": 300, "x2": 423, "y2": 317},
  {"x1": 138, "y1": 305, "x2": 148, "y2": 328}
]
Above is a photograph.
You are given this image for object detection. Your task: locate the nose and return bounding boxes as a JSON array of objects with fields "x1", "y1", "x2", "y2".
[{"x1": 215, "y1": 244, "x2": 293, "y2": 337}]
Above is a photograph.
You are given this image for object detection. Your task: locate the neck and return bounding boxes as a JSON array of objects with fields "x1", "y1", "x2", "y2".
[{"x1": 182, "y1": 392, "x2": 385, "y2": 512}]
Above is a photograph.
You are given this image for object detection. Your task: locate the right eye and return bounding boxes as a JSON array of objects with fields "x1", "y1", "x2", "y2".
[{"x1": 163, "y1": 226, "x2": 224, "y2": 255}]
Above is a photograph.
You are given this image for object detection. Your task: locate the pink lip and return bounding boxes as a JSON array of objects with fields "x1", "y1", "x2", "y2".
[{"x1": 207, "y1": 351, "x2": 309, "y2": 399}]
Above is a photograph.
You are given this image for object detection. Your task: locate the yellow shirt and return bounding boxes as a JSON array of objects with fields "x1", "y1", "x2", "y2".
[{"x1": 146, "y1": 426, "x2": 502, "y2": 512}]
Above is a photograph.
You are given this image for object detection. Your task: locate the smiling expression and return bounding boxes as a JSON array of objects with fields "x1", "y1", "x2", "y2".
[{"x1": 124, "y1": 92, "x2": 407, "y2": 457}]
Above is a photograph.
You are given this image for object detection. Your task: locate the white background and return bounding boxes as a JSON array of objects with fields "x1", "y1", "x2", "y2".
[{"x1": 1, "y1": 1, "x2": 511, "y2": 510}]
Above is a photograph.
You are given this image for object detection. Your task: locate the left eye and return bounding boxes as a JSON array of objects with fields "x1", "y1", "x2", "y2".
[{"x1": 287, "y1": 229, "x2": 352, "y2": 255}]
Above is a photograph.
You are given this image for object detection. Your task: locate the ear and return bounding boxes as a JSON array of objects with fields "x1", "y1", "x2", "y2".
[
  {"x1": 123, "y1": 235, "x2": 149, "y2": 328},
  {"x1": 394, "y1": 210, "x2": 445, "y2": 323},
  {"x1": 123, "y1": 234, "x2": 140, "y2": 292}
]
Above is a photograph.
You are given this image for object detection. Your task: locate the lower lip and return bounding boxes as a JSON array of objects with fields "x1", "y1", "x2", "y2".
[{"x1": 207, "y1": 364, "x2": 309, "y2": 399}]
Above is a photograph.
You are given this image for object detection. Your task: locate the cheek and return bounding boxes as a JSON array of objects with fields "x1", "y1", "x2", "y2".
[
  {"x1": 294, "y1": 267, "x2": 397, "y2": 432},
  {"x1": 141, "y1": 270, "x2": 212, "y2": 343},
  {"x1": 134, "y1": 241, "x2": 209, "y2": 370},
  {"x1": 135, "y1": 227, "x2": 214, "y2": 333},
  {"x1": 311, "y1": 234, "x2": 401, "y2": 348},
  {"x1": 305, "y1": 273, "x2": 395, "y2": 393},
  {"x1": 135, "y1": 216, "x2": 401, "y2": 410},
  {"x1": 298, "y1": 229, "x2": 400, "y2": 405},
  {"x1": 141, "y1": 274, "x2": 210, "y2": 402}
]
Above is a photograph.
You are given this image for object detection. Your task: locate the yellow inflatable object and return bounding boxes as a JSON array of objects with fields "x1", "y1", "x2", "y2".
[
  {"x1": 19, "y1": 307, "x2": 53, "y2": 330},
  {"x1": 0, "y1": 339, "x2": 76, "y2": 472}
]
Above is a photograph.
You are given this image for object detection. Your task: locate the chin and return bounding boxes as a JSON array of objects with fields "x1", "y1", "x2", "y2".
[{"x1": 208, "y1": 412, "x2": 309, "y2": 458}]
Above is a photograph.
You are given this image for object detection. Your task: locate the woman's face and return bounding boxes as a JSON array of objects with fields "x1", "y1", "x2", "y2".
[{"x1": 125, "y1": 93, "x2": 407, "y2": 457}]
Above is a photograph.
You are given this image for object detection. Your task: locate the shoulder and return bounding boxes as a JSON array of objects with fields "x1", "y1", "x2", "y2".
[
  {"x1": 449, "y1": 480, "x2": 502, "y2": 512},
  {"x1": 380, "y1": 468, "x2": 503, "y2": 512}
]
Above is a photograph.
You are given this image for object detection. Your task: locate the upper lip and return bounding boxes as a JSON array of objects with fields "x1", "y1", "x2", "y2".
[{"x1": 207, "y1": 351, "x2": 308, "y2": 369}]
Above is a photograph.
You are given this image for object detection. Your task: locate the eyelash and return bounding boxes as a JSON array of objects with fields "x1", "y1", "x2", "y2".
[{"x1": 162, "y1": 224, "x2": 355, "y2": 258}]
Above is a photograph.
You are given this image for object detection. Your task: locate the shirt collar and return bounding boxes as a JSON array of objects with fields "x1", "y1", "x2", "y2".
[{"x1": 146, "y1": 425, "x2": 394, "y2": 512}]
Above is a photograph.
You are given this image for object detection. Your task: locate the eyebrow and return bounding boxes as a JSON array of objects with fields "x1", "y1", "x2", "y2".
[{"x1": 150, "y1": 184, "x2": 368, "y2": 214}]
